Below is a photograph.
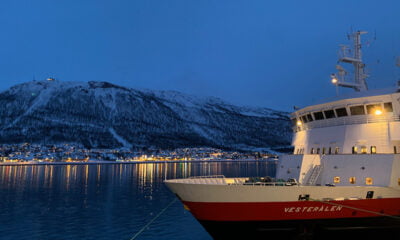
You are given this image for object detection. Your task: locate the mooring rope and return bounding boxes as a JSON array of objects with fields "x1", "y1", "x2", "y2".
[
  {"x1": 130, "y1": 198, "x2": 178, "y2": 240},
  {"x1": 310, "y1": 198, "x2": 400, "y2": 220}
]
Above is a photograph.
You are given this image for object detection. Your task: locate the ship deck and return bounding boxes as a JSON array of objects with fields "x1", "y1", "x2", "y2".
[{"x1": 165, "y1": 175, "x2": 299, "y2": 186}]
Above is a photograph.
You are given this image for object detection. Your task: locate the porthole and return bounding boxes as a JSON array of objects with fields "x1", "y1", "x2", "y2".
[
  {"x1": 361, "y1": 146, "x2": 367, "y2": 154},
  {"x1": 335, "y1": 147, "x2": 340, "y2": 154},
  {"x1": 371, "y1": 146, "x2": 377, "y2": 154},
  {"x1": 349, "y1": 177, "x2": 356, "y2": 184},
  {"x1": 365, "y1": 178, "x2": 373, "y2": 185},
  {"x1": 352, "y1": 146, "x2": 358, "y2": 154},
  {"x1": 333, "y1": 176, "x2": 340, "y2": 183}
]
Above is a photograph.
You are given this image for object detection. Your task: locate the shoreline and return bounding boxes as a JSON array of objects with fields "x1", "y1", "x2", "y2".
[{"x1": 0, "y1": 158, "x2": 276, "y2": 166}]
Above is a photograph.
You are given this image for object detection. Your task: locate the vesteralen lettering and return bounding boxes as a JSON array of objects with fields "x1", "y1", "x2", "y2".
[{"x1": 284, "y1": 205, "x2": 342, "y2": 213}]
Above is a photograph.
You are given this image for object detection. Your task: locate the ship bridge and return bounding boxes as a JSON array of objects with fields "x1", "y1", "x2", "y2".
[
  {"x1": 290, "y1": 88, "x2": 400, "y2": 155},
  {"x1": 277, "y1": 31, "x2": 400, "y2": 189}
]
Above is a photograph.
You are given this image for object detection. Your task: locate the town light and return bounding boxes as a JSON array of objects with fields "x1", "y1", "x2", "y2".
[{"x1": 296, "y1": 120, "x2": 302, "y2": 126}]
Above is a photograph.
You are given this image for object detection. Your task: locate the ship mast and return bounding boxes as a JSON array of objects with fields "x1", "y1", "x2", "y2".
[{"x1": 331, "y1": 31, "x2": 369, "y2": 92}]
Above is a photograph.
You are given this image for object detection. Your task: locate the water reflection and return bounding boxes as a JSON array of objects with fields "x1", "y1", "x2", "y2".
[{"x1": 0, "y1": 161, "x2": 273, "y2": 240}]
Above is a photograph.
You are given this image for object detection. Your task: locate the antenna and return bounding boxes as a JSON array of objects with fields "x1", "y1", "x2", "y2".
[{"x1": 331, "y1": 31, "x2": 369, "y2": 92}]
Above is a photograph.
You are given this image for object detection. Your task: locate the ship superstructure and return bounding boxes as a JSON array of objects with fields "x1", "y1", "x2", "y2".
[{"x1": 165, "y1": 31, "x2": 400, "y2": 240}]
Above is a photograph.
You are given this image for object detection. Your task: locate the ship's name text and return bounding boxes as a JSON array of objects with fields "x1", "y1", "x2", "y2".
[{"x1": 284, "y1": 205, "x2": 342, "y2": 213}]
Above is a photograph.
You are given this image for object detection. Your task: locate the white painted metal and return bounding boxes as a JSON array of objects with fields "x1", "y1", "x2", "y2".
[
  {"x1": 291, "y1": 90, "x2": 400, "y2": 155},
  {"x1": 306, "y1": 165, "x2": 323, "y2": 185},
  {"x1": 165, "y1": 178, "x2": 400, "y2": 203},
  {"x1": 334, "y1": 31, "x2": 368, "y2": 92}
]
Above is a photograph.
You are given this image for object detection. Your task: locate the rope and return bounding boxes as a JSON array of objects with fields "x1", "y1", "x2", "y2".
[
  {"x1": 309, "y1": 198, "x2": 400, "y2": 220},
  {"x1": 129, "y1": 198, "x2": 178, "y2": 240}
]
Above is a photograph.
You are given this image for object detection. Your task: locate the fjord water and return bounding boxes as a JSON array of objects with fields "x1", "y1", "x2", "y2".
[{"x1": 0, "y1": 161, "x2": 273, "y2": 240}]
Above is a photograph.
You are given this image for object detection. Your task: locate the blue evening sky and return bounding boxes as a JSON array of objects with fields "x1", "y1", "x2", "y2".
[{"x1": 1, "y1": 0, "x2": 400, "y2": 111}]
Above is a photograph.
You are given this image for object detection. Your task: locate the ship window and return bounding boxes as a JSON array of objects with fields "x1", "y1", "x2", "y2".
[
  {"x1": 366, "y1": 104, "x2": 382, "y2": 114},
  {"x1": 371, "y1": 146, "x2": 377, "y2": 154},
  {"x1": 301, "y1": 115, "x2": 308, "y2": 123},
  {"x1": 322, "y1": 148, "x2": 326, "y2": 154},
  {"x1": 310, "y1": 148, "x2": 315, "y2": 154},
  {"x1": 350, "y1": 105, "x2": 365, "y2": 115},
  {"x1": 324, "y1": 110, "x2": 335, "y2": 119},
  {"x1": 365, "y1": 178, "x2": 373, "y2": 185},
  {"x1": 349, "y1": 177, "x2": 356, "y2": 184},
  {"x1": 306, "y1": 114, "x2": 313, "y2": 122},
  {"x1": 328, "y1": 147, "x2": 332, "y2": 155},
  {"x1": 333, "y1": 176, "x2": 340, "y2": 183},
  {"x1": 395, "y1": 146, "x2": 397, "y2": 154},
  {"x1": 384, "y1": 102, "x2": 393, "y2": 112},
  {"x1": 352, "y1": 146, "x2": 358, "y2": 154},
  {"x1": 316, "y1": 148, "x2": 320, "y2": 154},
  {"x1": 335, "y1": 108, "x2": 348, "y2": 117},
  {"x1": 313, "y1": 111, "x2": 324, "y2": 120},
  {"x1": 335, "y1": 147, "x2": 340, "y2": 154},
  {"x1": 361, "y1": 146, "x2": 367, "y2": 154}
]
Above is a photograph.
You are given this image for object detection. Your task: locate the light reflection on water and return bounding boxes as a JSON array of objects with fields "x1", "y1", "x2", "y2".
[{"x1": 0, "y1": 161, "x2": 274, "y2": 240}]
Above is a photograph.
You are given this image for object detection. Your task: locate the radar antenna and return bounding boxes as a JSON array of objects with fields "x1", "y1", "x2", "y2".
[{"x1": 331, "y1": 31, "x2": 369, "y2": 92}]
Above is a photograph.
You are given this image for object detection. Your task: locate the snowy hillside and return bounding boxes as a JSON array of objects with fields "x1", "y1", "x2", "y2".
[{"x1": 0, "y1": 80, "x2": 292, "y2": 151}]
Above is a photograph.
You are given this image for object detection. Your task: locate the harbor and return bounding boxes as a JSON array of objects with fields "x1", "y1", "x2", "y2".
[{"x1": 0, "y1": 161, "x2": 272, "y2": 240}]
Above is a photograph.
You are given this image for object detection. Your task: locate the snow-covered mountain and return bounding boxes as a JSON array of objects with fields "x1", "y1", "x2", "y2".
[{"x1": 0, "y1": 80, "x2": 292, "y2": 151}]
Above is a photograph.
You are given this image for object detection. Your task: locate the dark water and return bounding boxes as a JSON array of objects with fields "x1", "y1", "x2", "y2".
[{"x1": 0, "y1": 161, "x2": 273, "y2": 240}]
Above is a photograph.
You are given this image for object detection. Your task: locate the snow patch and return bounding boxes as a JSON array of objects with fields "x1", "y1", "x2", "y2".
[{"x1": 109, "y1": 128, "x2": 132, "y2": 148}]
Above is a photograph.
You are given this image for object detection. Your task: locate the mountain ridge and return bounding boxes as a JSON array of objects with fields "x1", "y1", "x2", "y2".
[{"x1": 0, "y1": 80, "x2": 292, "y2": 152}]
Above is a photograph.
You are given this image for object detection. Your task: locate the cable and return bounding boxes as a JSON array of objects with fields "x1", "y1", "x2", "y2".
[
  {"x1": 129, "y1": 198, "x2": 178, "y2": 240},
  {"x1": 309, "y1": 198, "x2": 400, "y2": 220}
]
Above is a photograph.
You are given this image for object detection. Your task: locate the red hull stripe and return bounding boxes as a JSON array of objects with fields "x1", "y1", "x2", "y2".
[{"x1": 183, "y1": 198, "x2": 400, "y2": 221}]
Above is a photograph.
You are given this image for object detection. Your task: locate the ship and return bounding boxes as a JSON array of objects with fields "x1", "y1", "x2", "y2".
[{"x1": 165, "y1": 31, "x2": 400, "y2": 239}]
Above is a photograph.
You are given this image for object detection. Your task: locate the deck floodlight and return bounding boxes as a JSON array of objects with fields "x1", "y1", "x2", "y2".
[
  {"x1": 374, "y1": 109, "x2": 383, "y2": 115},
  {"x1": 331, "y1": 74, "x2": 338, "y2": 84}
]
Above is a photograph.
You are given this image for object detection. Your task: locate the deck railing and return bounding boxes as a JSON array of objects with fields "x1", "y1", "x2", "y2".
[
  {"x1": 189, "y1": 175, "x2": 225, "y2": 179},
  {"x1": 238, "y1": 182, "x2": 299, "y2": 186}
]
